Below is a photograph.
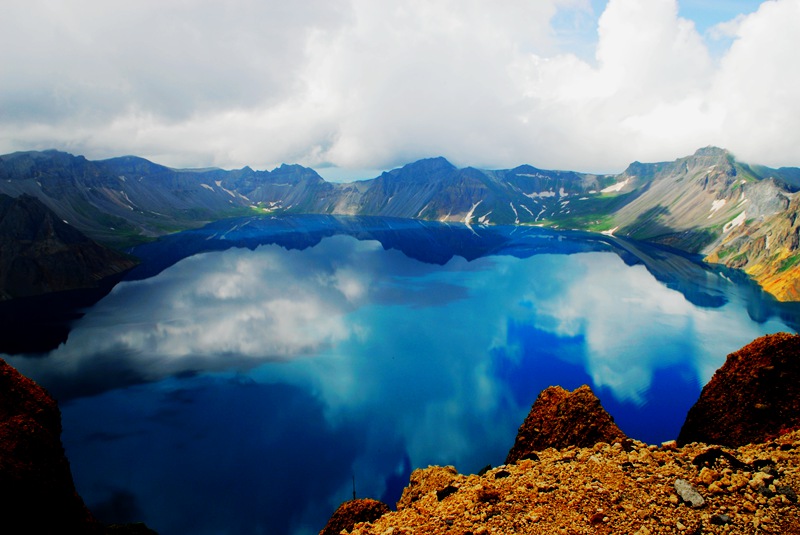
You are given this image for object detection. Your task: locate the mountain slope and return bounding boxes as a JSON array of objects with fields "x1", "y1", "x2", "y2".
[
  {"x1": 0, "y1": 150, "x2": 252, "y2": 246},
  {"x1": 0, "y1": 151, "x2": 612, "y2": 241},
  {"x1": 706, "y1": 192, "x2": 800, "y2": 301},
  {"x1": 601, "y1": 147, "x2": 787, "y2": 251},
  {"x1": 0, "y1": 194, "x2": 136, "y2": 300},
  {"x1": 580, "y1": 147, "x2": 800, "y2": 300}
]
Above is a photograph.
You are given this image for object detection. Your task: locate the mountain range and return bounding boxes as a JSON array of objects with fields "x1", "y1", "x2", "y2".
[{"x1": 1, "y1": 147, "x2": 799, "y2": 300}]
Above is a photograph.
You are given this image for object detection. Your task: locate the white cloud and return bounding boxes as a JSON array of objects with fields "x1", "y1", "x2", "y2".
[
  {"x1": 711, "y1": 0, "x2": 800, "y2": 166},
  {"x1": 0, "y1": 0, "x2": 796, "y2": 173},
  {"x1": 525, "y1": 254, "x2": 787, "y2": 403}
]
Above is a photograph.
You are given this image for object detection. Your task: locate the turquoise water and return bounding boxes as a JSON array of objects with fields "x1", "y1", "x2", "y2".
[{"x1": 8, "y1": 215, "x2": 799, "y2": 535}]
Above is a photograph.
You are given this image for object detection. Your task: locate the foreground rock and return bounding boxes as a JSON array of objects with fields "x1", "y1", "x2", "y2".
[
  {"x1": 319, "y1": 499, "x2": 390, "y2": 535},
  {"x1": 345, "y1": 431, "x2": 800, "y2": 534},
  {"x1": 0, "y1": 358, "x2": 102, "y2": 534},
  {"x1": 678, "y1": 332, "x2": 800, "y2": 447},
  {"x1": 506, "y1": 385, "x2": 627, "y2": 464}
]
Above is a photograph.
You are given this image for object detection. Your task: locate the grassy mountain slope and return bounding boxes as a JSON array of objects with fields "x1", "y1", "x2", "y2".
[{"x1": 556, "y1": 147, "x2": 800, "y2": 300}]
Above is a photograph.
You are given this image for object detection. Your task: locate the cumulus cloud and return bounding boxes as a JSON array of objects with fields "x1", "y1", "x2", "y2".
[
  {"x1": 0, "y1": 0, "x2": 796, "y2": 172},
  {"x1": 522, "y1": 254, "x2": 788, "y2": 403}
]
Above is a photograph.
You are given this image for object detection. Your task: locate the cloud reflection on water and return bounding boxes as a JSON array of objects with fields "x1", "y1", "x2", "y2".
[{"x1": 6, "y1": 226, "x2": 796, "y2": 535}]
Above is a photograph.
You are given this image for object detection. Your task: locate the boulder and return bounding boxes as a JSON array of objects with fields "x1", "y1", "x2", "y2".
[
  {"x1": 0, "y1": 357, "x2": 102, "y2": 534},
  {"x1": 677, "y1": 332, "x2": 800, "y2": 447},
  {"x1": 319, "y1": 498, "x2": 390, "y2": 535},
  {"x1": 506, "y1": 384, "x2": 627, "y2": 464}
]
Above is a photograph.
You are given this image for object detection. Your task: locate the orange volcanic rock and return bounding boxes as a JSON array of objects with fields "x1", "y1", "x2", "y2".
[
  {"x1": 319, "y1": 499, "x2": 390, "y2": 535},
  {"x1": 0, "y1": 357, "x2": 102, "y2": 534},
  {"x1": 506, "y1": 385, "x2": 627, "y2": 464},
  {"x1": 678, "y1": 332, "x2": 800, "y2": 447},
  {"x1": 345, "y1": 431, "x2": 800, "y2": 535}
]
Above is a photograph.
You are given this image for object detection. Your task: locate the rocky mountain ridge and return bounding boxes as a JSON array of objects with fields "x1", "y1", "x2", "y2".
[{"x1": 2, "y1": 147, "x2": 799, "y2": 299}]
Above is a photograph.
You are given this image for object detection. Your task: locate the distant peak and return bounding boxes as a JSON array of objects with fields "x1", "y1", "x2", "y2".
[
  {"x1": 686, "y1": 146, "x2": 736, "y2": 169},
  {"x1": 693, "y1": 146, "x2": 730, "y2": 158},
  {"x1": 3, "y1": 149, "x2": 84, "y2": 161},
  {"x1": 401, "y1": 156, "x2": 456, "y2": 171}
]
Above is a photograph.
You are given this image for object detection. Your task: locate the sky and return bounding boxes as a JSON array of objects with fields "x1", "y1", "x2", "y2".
[{"x1": 1, "y1": 0, "x2": 796, "y2": 179}]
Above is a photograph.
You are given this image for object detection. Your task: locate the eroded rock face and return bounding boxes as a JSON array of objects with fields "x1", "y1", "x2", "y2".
[
  {"x1": 678, "y1": 332, "x2": 800, "y2": 447},
  {"x1": 319, "y1": 498, "x2": 390, "y2": 535},
  {"x1": 0, "y1": 358, "x2": 102, "y2": 534},
  {"x1": 396, "y1": 466, "x2": 460, "y2": 511},
  {"x1": 506, "y1": 384, "x2": 627, "y2": 464}
]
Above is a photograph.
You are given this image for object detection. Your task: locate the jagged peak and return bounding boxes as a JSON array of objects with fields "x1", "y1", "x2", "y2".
[
  {"x1": 276, "y1": 163, "x2": 306, "y2": 171},
  {"x1": 270, "y1": 163, "x2": 324, "y2": 183},
  {"x1": 692, "y1": 146, "x2": 731, "y2": 158},
  {"x1": 399, "y1": 156, "x2": 456, "y2": 172},
  {"x1": 98, "y1": 155, "x2": 172, "y2": 175}
]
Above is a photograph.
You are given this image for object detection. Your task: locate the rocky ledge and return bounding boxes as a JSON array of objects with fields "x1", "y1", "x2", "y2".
[
  {"x1": 0, "y1": 357, "x2": 102, "y2": 534},
  {"x1": 323, "y1": 333, "x2": 800, "y2": 534},
  {"x1": 678, "y1": 332, "x2": 800, "y2": 447},
  {"x1": 0, "y1": 357, "x2": 157, "y2": 534}
]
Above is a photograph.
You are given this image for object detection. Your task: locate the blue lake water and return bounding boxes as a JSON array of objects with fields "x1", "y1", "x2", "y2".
[{"x1": 7, "y1": 214, "x2": 800, "y2": 535}]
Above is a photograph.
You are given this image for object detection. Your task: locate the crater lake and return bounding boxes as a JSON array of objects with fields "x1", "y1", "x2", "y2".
[{"x1": 6, "y1": 214, "x2": 800, "y2": 535}]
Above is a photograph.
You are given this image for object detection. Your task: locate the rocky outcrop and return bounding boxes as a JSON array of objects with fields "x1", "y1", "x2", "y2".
[
  {"x1": 678, "y1": 332, "x2": 800, "y2": 447},
  {"x1": 505, "y1": 385, "x2": 627, "y2": 464},
  {"x1": 0, "y1": 194, "x2": 136, "y2": 300},
  {"x1": 0, "y1": 357, "x2": 102, "y2": 534},
  {"x1": 706, "y1": 192, "x2": 800, "y2": 302},
  {"x1": 396, "y1": 466, "x2": 461, "y2": 511},
  {"x1": 343, "y1": 431, "x2": 800, "y2": 535},
  {"x1": 319, "y1": 499, "x2": 389, "y2": 535}
]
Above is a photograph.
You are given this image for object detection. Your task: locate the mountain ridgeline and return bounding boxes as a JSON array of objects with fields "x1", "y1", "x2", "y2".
[{"x1": 2, "y1": 147, "x2": 800, "y2": 300}]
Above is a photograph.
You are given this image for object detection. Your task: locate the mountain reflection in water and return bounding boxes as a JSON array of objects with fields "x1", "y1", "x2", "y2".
[{"x1": 6, "y1": 215, "x2": 800, "y2": 535}]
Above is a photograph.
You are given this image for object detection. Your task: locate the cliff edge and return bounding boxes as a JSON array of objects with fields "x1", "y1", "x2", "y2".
[{"x1": 0, "y1": 357, "x2": 102, "y2": 534}]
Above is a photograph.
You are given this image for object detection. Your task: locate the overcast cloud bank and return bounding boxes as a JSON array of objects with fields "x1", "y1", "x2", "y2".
[{"x1": 1, "y1": 0, "x2": 797, "y2": 175}]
